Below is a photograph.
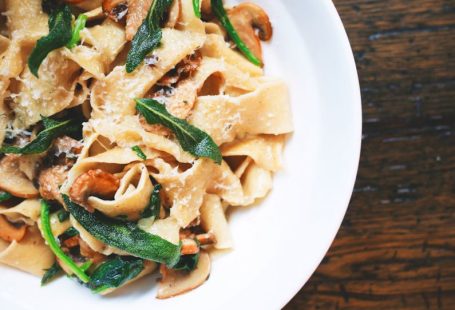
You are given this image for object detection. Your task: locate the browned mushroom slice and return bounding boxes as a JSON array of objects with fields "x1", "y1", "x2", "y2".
[
  {"x1": 125, "y1": 0, "x2": 153, "y2": 40},
  {"x1": 157, "y1": 251, "x2": 211, "y2": 299},
  {"x1": 0, "y1": 215, "x2": 26, "y2": 242},
  {"x1": 102, "y1": 0, "x2": 128, "y2": 22},
  {"x1": 38, "y1": 165, "x2": 69, "y2": 203},
  {"x1": 69, "y1": 169, "x2": 120, "y2": 211},
  {"x1": 227, "y1": 3, "x2": 273, "y2": 63},
  {"x1": 0, "y1": 156, "x2": 39, "y2": 198}
]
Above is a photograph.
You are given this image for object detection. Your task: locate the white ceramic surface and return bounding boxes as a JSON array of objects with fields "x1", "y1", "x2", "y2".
[{"x1": 0, "y1": 1, "x2": 361, "y2": 309}]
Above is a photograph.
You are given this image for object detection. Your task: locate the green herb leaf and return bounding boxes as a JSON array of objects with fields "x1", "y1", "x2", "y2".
[
  {"x1": 41, "y1": 262, "x2": 63, "y2": 285},
  {"x1": 136, "y1": 98, "x2": 222, "y2": 164},
  {"x1": 0, "y1": 191, "x2": 13, "y2": 203},
  {"x1": 42, "y1": 0, "x2": 59, "y2": 14},
  {"x1": 67, "y1": 14, "x2": 88, "y2": 49},
  {"x1": 192, "y1": 0, "x2": 201, "y2": 18},
  {"x1": 0, "y1": 116, "x2": 80, "y2": 155},
  {"x1": 89, "y1": 256, "x2": 144, "y2": 293},
  {"x1": 132, "y1": 145, "x2": 147, "y2": 160},
  {"x1": 211, "y1": 0, "x2": 262, "y2": 66},
  {"x1": 80, "y1": 260, "x2": 93, "y2": 272},
  {"x1": 141, "y1": 184, "x2": 161, "y2": 219},
  {"x1": 61, "y1": 227, "x2": 79, "y2": 239},
  {"x1": 40, "y1": 200, "x2": 90, "y2": 283},
  {"x1": 57, "y1": 209, "x2": 70, "y2": 222},
  {"x1": 126, "y1": 0, "x2": 173, "y2": 73},
  {"x1": 63, "y1": 195, "x2": 181, "y2": 267},
  {"x1": 28, "y1": 4, "x2": 72, "y2": 77},
  {"x1": 173, "y1": 252, "x2": 200, "y2": 272}
]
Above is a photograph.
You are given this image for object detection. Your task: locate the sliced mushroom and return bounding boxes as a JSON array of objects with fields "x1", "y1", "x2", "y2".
[
  {"x1": 125, "y1": 0, "x2": 153, "y2": 40},
  {"x1": 0, "y1": 215, "x2": 26, "y2": 242},
  {"x1": 0, "y1": 156, "x2": 39, "y2": 198},
  {"x1": 227, "y1": 3, "x2": 273, "y2": 64},
  {"x1": 157, "y1": 251, "x2": 211, "y2": 299},
  {"x1": 180, "y1": 238, "x2": 199, "y2": 255},
  {"x1": 38, "y1": 165, "x2": 69, "y2": 203},
  {"x1": 69, "y1": 169, "x2": 120, "y2": 211},
  {"x1": 102, "y1": 0, "x2": 128, "y2": 22}
]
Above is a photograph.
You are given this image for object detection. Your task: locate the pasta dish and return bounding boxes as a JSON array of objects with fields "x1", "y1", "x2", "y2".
[{"x1": 0, "y1": 0, "x2": 293, "y2": 298}]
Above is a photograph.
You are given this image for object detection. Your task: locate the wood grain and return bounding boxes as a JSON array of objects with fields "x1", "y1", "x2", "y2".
[{"x1": 285, "y1": 0, "x2": 455, "y2": 309}]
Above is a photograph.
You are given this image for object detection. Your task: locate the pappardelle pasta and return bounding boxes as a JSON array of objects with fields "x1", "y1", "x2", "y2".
[{"x1": 0, "y1": 0, "x2": 293, "y2": 298}]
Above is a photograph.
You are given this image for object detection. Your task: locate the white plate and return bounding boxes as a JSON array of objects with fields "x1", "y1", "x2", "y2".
[{"x1": 0, "y1": 1, "x2": 361, "y2": 309}]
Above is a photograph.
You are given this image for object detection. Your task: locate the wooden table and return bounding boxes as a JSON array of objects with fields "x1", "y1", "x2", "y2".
[{"x1": 285, "y1": 0, "x2": 455, "y2": 308}]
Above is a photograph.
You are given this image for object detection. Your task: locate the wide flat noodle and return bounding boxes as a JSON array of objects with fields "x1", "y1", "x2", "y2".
[
  {"x1": 11, "y1": 51, "x2": 84, "y2": 128},
  {"x1": 0, "y1": 199, "x2": 41, "y2": 226},
  {"x1": 221, "y1": 135, "x2": 285, "y2": 172},
  {"x1": 200, "y1": 194, "x2": 233, "y2": 249},
  {"x1": 88, "y1": 116, "x2": 194, "y2": 163},
  {"x1": 189, "y1": 79, "x2": 293, "y2": 145},
  {"x1": 0, "y1": 225, "x2": 54, "y2": 276},
  {"x1": 201, "y1": 34, "x2": 263, "y2": 77},
  {"x1": 88, "y1": 163, "x2": 154, "y2": 220},
  {"x1": 151, "y1": 158, "x2": 214, "y2": 227},
  {"x1": 5, "y1": 0, "x2": 48, "y2": 44},
  {"x1": 91, "y1": 29, "x2": 205, "y2": 120}
]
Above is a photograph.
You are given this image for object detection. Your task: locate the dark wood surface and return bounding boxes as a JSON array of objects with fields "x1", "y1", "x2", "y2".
[{"x1": 285, "y1": 0, "x2": 455, "y2": 309}]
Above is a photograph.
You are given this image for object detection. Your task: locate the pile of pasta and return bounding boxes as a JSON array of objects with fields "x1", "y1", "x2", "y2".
[{"x1": 0, "y1": 0, "x2": 293, "y2": 298}]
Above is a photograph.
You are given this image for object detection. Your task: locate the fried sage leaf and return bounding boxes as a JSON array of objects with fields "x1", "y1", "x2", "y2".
[
  {"x1": 126, "y1": 0, "x2": 174, "y2": 73},
  {"x1": 136, "y1": 98, "x2": 222, "y2": 164},
  {"x1": 141, "y1": 184, "x2": 162, "y2": 219},
  {"x1": 0, "y1": 116, "x2": 80, "y2": 155},
  {"x1": 132, "y1": 145, "x2": 147, "y2": 160},
  {"x1": 211, "y1": 0, "x2": 262, "y2": 66},
  {"x1": 173, "y1": 252, "x2": 200, "y2": 272},
  {"x1": 64, "y1": 195, "x2": 181, "y2": 267},
  {"x1": 41, "y1": 262, "x2": 63, "y2": 286},
  {"x1": 89, "y1": 256, "x2": 144, "y2": 293},
  {"x1": 0, "y1": 191, "x2": 13, "y2": 203},
  {"x1": 28, "y1": 4, "x2": 72, "y2": 77}
]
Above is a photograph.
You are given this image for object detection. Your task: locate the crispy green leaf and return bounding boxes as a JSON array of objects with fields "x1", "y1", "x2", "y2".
[
  {"x1": 0, "y1": 116, "x2": 80, "y2": 155},
  {"x1": 136, "y1": 98, "x2": 222, "y2": 164},
  {"x1": 192, "y1": 0, "x2": 201, "y2": 18},
  {"x1": 61, "y1": 227, "x2": 79, "y2": 239},
  {"x1": 141, "y1": 184, "x2": 162, "y2": 219},
  {"x1": 0, "y1": 191, "x2": 13, "y2": 203},
  {"x1": 211, "y1": 0, "x2": 262, "y2": 66},
  {"x1": 89, "y1": 256, "x2": 144, "y2": 293},
  {"x1": 41, "y1": 0, "x2": 59, "y2": 14},
  {"x1": 67, "y1": 14, "x2": 88, "y2": 49},
  {"x1": 64, "y1": 195, "x2": 181, "y2": 267},
  {"x1": 40, "y1": 200, "x2": 90, "y2": 283},
  {"x1": 41, "y1": 262, "x2": 63, "y2": 285},
  {"x1": 173, "y1": 252, "x2": 200, "y2": 272},
  {"x1": 132, "y1": 145, "x2": 147, "y2": 160},
  {"x1": 28, "y1": 4, "x2": 72, "y2": 77},
  {"x1": 57, "y1": 209, "x2": 70, "y2": 222},
  {"x1": 126, "y1": 0, "x2": 173, "y2": 73}
]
